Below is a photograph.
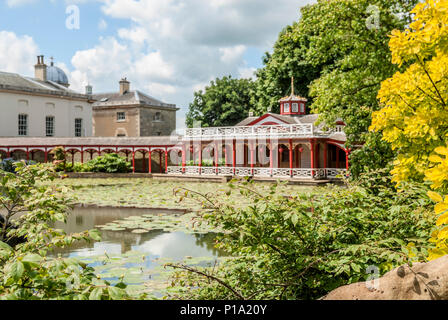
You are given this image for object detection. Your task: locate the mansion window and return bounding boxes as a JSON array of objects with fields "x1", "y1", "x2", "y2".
[
  {"x1": 117, "y1": 134, "x2": 126, "y2": 137},
  {"x1": 18, "y1": 114, "x2": 28, "y2": 136},
  {"x1": 153, "y1": 112, "x2": 162, "y2": 121},
  {"x1": 46, "y1": 116, "x2": 55, "y2": 137},
  {"x1": 117, "y1": 112, "x2": 126, "y2": 122},
  {"x1": 75, "y1": 118, "x2": 83, "y2": 137},
  {"x1": 284, "y1": 103, "x2": 290, "y2": 113},
  {"x1": 292, "y1": 103, "x2": 298, "y2": 113},
  {"x1": 300, "y1": 103, "x2": 305, "y2": 113}
]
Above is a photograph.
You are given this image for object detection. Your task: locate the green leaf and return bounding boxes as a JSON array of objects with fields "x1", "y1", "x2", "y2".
[
  {"x1": 22, "y1": 254, "x2": 43, "y2": 267},
  {"x1": 89, "y1": 287, "x2": 103, "y2": 300},
  {"x1": 0, "y1": 241, "x2": 13, "y2": 252},
  {"x1": 89, "y1": 229, "x2": 102, "y2": 241},
  {"x1": 108, "y1": 286, "x2": 126, "y2": 300},
  {"x1": 10, "y1": 261, "x2": 25, "y2": 281}
]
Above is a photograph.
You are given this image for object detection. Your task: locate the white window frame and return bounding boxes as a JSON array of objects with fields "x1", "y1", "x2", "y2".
[
  {"x1": 18, "y1": 114, "x2": 28, "y2": 136},
  {"x1": 117, "y1": 112, "x2": 126, "y2": 122},
  {"x1": 46, "y1": 116, "x2": 55, "y2": 137},
  {"x1": 292, "y1": 103, "x2": 299, "y2": 113},
  {"x1": 283, "y1": 103, "x2": 290, "y2": 113},
  {"x1": 75, "y1": 118, "x2": 83, "y2": 137},
  {"x1": 300, "y1": 103, "x2": 305, "y2": 113}
]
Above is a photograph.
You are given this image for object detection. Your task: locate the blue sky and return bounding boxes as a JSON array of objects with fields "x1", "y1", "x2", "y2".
[{"x1": 0, "y1": 0, "x2": 314, "y2": 128}]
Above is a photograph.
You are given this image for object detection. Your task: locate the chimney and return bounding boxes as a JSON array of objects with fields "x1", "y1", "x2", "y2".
[
  {"x1": 119, "y1": 77, "x2": 130, "y2": 95},
  {"x1": 34, "y1": 55, "x2": 47, "y2": 81}
]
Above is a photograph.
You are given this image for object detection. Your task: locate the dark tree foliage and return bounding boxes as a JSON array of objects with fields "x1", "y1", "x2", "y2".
[{"x1": 186, "y1": 76, "x2": 256, "y2": 128}]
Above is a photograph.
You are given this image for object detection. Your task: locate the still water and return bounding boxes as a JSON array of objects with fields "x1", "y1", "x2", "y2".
[{"x1": 52, "y1": 206, "x2": 224, "y2": 296}]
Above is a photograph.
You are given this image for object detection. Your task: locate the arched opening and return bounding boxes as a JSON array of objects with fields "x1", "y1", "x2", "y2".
[
  {"x1": 29, "y1": 150, "x2": 46, "y2": 163},
  {"x1": 0, "y1": 150, "x2": 8, "y2": 161},
  {"x1": 328, "y1": 144, "x2": 348, "y2": 169}
]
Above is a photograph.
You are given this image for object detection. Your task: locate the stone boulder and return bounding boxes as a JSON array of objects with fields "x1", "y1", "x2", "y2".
[{"x1": 322, "y1": 255, "x2": 448, "y2": 300}]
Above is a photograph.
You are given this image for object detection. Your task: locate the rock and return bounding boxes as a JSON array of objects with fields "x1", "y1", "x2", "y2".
[{"x1": 321, "y1": 255, "x2": 448, "y2": 300}]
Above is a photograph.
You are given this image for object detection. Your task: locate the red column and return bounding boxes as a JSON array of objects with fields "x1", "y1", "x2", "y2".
[
  {"x1": 81, "y1": 148, "x2": 84, "y2": 164},
  {"x1": 148, "y1": 151, "x2": 152, "y2": 173},
  {"x1": 142, "y1": 152, "x2": 146, "y2": 173},
  {"x1": 159, "y1": 152, "x2": 163, "y2": 173},
  {"x1": 324, "y1": 143, "x2": 328, "y2": 178},
  {"x1": 165, "y1": 149, "x2": 168, "y2": 174},
  {"x1": 132, "y1": 151, "x2": 136, "y2": 173},
  {"x1": 289, "y1": 139, "x2": 293, "y2": 176},
  {"x1": 198, "y1": 142, "x2": 202, "y2": 175},
  {"x1": 345, "y1": 149, "x2": 350, "y2": 171},
  {"x1": 270, "y1": 142, "x2": 275, "y2": 176},
  {"x1": 232, "y1": 140, "x2": 236, "y2": 175},
  {"x1": 215, "y1": 142, "x2": 219, "y2": 173},
  {"x1": 44, "y1": 150, "x2": 48, "y2": 163},
  {"x1": 182, "y1": 146, "x2": 186, "y2": 174},
  {"x1": 310, "y1": 139, "x2": 315, "y2": 177}
]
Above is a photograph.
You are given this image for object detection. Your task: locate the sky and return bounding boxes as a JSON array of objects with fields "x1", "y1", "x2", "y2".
[{"x1": 0, "y1": 0, "x2": 314, "y2": 129}]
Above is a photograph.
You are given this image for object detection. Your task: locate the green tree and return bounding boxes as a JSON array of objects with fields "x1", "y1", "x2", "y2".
[
  {"x1": 369, "y1": 0, "x2": 448, "y2": 261},
  {"x1": 254, "y1": 0, "x2": 418, "y2": 176},
  {"x1": 0, "y1": 162, "x2": 134, "y2": 300},
  {"x1": 186, "y1": 76, "x2": 256, "y2": 128}
]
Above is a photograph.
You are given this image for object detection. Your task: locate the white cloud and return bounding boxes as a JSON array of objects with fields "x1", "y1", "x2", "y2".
[
  {"x1": 98, "y1": 19, "x2": 108, "y2": 31},
  {"x1": 0, "y1": 31, "x2": 39, "y2": 76},
  {"x1": 6, "y1": 0, "x2": 36, "y2": 7},
  {"x1": 238, "y1": 67, "x2": 256, "y2": 80},
  {"x1": 219, "y1": 45, "x2": 246, "y2": 64},
  {"x1": 66, "y1": 0, "x2": 313, "y2": 128}
]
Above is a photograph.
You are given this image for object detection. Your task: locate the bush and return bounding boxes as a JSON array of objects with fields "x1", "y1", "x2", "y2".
[
  {"x1": 0, "y1": 163, "x2": 137, "y2": 299},
  {"x1": 0, "y1": 158, "x2": 36, "y2": 174},
  {"x1": 83, "y1": 154, "x2": 131, "y2": 173},
  {"x1": 55, "y1": 154, "x2": 131, "y2": 173},
  {"x1": 170, "y1": 170, "x2": 435, "y2": 300}
]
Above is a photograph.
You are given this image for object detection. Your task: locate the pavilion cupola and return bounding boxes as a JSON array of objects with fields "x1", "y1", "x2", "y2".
[{"x1": 278, "y1": 77, "x2": 307, "y2": 116}]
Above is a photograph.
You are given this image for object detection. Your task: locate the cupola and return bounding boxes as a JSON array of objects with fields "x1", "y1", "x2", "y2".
[{"x1": 279, "y1": 77, "x2": 307, "y2": 116}]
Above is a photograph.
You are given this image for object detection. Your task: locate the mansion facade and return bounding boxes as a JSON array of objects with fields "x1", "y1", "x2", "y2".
[
  {"x1": 0, "y1": 55, "x2": 178, "y2": 139},
  {"x1": 0, "y1": 56, "x2": 93, "y2": 138}
]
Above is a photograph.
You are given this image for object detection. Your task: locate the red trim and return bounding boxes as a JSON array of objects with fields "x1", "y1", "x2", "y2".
[{"x1": 246, "y1": 114, "x2": 290, "y2": 126}]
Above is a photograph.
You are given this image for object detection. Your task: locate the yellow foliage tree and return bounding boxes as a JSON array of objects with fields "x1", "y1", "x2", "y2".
[{"x1": 370, "y1": 0, "x2": 448, "y2": 260}]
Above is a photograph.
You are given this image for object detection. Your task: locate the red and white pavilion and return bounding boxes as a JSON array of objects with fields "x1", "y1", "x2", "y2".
[
  {"x1": 168, "y1": 80, "x2": 349, "y2": 180},
  {"x1": 0, "y1": 79, "x2": 349, "y2": 180}
]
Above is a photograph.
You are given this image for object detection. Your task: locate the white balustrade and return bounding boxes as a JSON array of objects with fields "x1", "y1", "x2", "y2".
[
  {"x1": 183, "y1": 124, "x2": 326, "y2": 139},
  {"x1": 167, "y1": 166, "x2": 348, "y2": 180}
]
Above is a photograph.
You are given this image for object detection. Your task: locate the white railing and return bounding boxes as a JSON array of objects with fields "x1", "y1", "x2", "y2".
[
  {"x1": 184, "y1": 124, "x2": 324, "y2": 139},
  {"x1": 167, "y1": 166, "x2": 347, "y2": 180}
]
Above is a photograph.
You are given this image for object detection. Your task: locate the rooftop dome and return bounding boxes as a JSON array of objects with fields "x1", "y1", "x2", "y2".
[{"x1": 46, "y1": 62, "x2": 69, "y2": 87}]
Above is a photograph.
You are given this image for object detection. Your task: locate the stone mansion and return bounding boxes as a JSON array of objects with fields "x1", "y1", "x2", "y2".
[{"x1": 0, "y1": 55, "x2": 178, "y2": 138}]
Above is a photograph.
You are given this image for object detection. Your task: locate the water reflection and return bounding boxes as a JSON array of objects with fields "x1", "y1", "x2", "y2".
[{"x1": 53, "y1": 206, "x2": 223, "y2": 259}]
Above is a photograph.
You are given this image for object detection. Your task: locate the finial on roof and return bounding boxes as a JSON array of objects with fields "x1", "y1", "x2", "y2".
[{"x1": 291, "y1": 76, "x2": 294, "y2": 96}]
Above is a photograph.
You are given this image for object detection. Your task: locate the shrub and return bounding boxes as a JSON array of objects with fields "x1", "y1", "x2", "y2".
[
  {"x1": 83, "y1": 154, "x2": 131, "y2": 173},
  {"x1": 0, "y1": 163, "x2": 136, "y2": 300},
  {"x1": 170, "y1": 170, "x2": 435, "y2": 300},
  {"x1": 0, "y1": 159, "x2": 36, "y2": 174}
]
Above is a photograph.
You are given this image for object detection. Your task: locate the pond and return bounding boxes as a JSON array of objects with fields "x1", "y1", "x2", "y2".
[{"x1": 52, "y1": 206, "x2": 225, "y2": 298}]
